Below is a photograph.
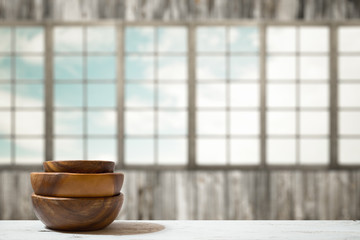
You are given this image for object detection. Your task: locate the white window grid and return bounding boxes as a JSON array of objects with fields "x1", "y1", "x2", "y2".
[{"x1": 0, "y1": 21, "x2": 357, "y2": 170}]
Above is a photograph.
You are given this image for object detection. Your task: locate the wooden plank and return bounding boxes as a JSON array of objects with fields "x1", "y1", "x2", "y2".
[
  {"x1": 196, "y1": 171, "x2": 226, "y2": 220},
  {"x1": 356, "y1": 171, "x2": 360, "y2": 220},
  {"x1": 116, "y1": 171, "x2": 135, "y2": 220},
  {"x1": 16, "y1": 172, "x2": 36, "y2": 220},
  {"x1": 153, "y1": 171, "x2": 176, "y2": 220},
  {"x1": 227, "y1": 171, "x2": 255, "y2": 220},
  {"x1": 301, "y1": 0, "x2": 332, "y2": 20},
  {"x1": 315, "y1": 171, "x2": 330, "y2": 220},
  {"x1": 254, "y1": 170, "x2": 270, "y2": 219},
  {"x1": 303, "y1": 171, "x2": 317, "y2": 220},
  {"x1": 175, "y1": 171, "x2": 196, "y2": 220},
  {"x1": 329, "y1": 171, "x2": 340, "y2": 220},
  {"x1": 293, "y1": 171, "x2": 304, "y2": 220},
  {"x1": 1, "y1": 171, "x2": 16, "y2": 219}
]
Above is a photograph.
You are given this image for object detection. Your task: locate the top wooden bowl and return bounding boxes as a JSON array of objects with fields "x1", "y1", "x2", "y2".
[{"x1": 43, "y1": 160, "x2": 115, "y2": 173}]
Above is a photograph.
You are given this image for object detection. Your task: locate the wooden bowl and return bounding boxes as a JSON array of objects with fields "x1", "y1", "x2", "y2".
[
  {"x1": 32, "y1": 193, "x2": 124, "y2": 231},
  {"x1": 43, "y1": 160, "x2": 115, "y2": 173},
  {"x1": 30, "y1": 172, "x2": 124, "y2": 197}
]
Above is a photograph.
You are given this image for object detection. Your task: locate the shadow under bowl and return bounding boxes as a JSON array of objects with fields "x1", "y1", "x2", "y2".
[
  {"x1": 31, "y1": 172, "x2": 124, "y2": 198},
  {"x1": 43, "y1": 160, "x2": 115, "y2": 173},
  {"x1": 31, "y1": 193, "x2": 124, "y2": 231}
]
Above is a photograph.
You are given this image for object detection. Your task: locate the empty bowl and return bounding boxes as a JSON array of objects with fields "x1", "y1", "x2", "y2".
[
  {"x1": 32, "y1": 193, "x2": 124, "y2": 231},
  {"x1": 31, "y1": 172, "x2": 124, "y2": 197},
  {"x1": 43, "y1": 160, "x2": 115, "y2": 173}
]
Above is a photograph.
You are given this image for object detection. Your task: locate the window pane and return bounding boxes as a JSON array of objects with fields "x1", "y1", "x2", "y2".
[
  {"x1": 300, "y1": 111, "x2": 328, "y2": 135},
  {"x1": 54, "y1": 56, "x2": 83, "y2": 80},
  {"x1": 15, "y1": 138, "x2": 43, "y2": 164},
  {"x1": 88, "y1": 138, "x2": 116, "y2": 162},
  {"x1": 15, "y1": 111, "x2": 44, "y2": 135},
  {"x1": 300, "y1": 139, "x2": 328, "y2": 164},
  {"x1": 15, "y1": 84, "x2": 44, "y2": 107},
  {"x1": 55, "y1": 111, "x2": 83, "y2": 135},
  {"x1": 0, "y1": 84, "x2": 11, "y2": 107},
  {"x1": 197, "y1": 111, "x2": 226, "y2": 135},
  {"x1": 125, "y1": 111, "x2": 154, "y2": 135},
  {"x1": 230, "y1": 139, "x2": 260, "y2": 165},
  {"x1": 230, "y1": 27, "x2": 258, "y2": 52},
  {"x1": 0, "y1": 137, "x2": 11, "y2": 164},
  {"x1": 125, "y1": 138, "x2": 154, "y2": 164},
  {"x1": 197, "y1": 56, "x2": 226, "y2": 80},
  {"x1": 197, "y1": 138, "x2": 226, "y2": 165},
  {"x1": 339, "y1": 139, "x2": 360, "y2": 164},
  {"x1": 339, "y1": 111, "x2": 360, "y2": 135},
  {"x1": 158, "y1": 84, "x2": 186, "y2": 108},
  {"x1": 300, "y1": 84, "x2": 328, "y2": 108},
  {"x1": 300, "y1": 56, "x2": 329, "y2": 80},
  {"x1": 87, "y1": 27, "x2": 115, "y2": 52},
  {"x1": 339, "y1": 27, "x2": 360, "y2": 52},
  {"x1": 0, "y1": 111, "x2": 11, "y2": 135},
  {"x1": 230, "y1": 111, "x2": 259, "y2": 135},
  {"x1": 267, "y1": 56, "x2": 296, "y2": 80},
  {"x1": 196, "y1": 27, "x2": 226, "y2": 52},
  {"x1": 0, "y1": 27, "x2": 11, "y2": 52},
  {"x1": 197, "y1": 83, "x2": 226, "y2": 108},
  {"x1": 87, "y1": 84, "x2": 116, "y2": 107},
  {"x1": 54, "y1": 138, "x2": 83, "y2": 160},
  {"x1": 300, "y1": 27, "x2": 329, "y2": 53},
  {"x1": 267, "y1": 27, "x2": 296, "y2": 52},
  {"x1": 0, "y1": 56, "x2": 11, "y2": 79},
  {"x1": 125, "y1": 56, "x2": 154, "y2": 80},
  {"x1": 54, "y1": 27, "x2": 83, "y2": 53},
  {"x1": 267, "y1": 84, "x2": 296, "y2": 107},
  {"x1": 87, "y1": 110, "x2": 116, "y2": 135},
  {"x1": 267, "y1": 138, "x2": 296, "y2": 164},
  {"x1": 125, "y1": 27, "x2": 154, "y2": 53},
  {"x1": 230, "y1": 83, "x2": 259, "y2": 108},
  {"x1": 125, "y1": 83, "x2": 154, "y2": 108},
  {"x1": 158, "y1": 27, "x2": 187, "y2": 53},
  {"x1": 339, "y1": 84, "x2": 360, "y2": 107},
  {"x1": 15, "y1": 27, "x2": 44, "y2": 53},
  {"x1": 54, "y1": 84, "x2": 83, "y2": 107},
  {"x1": 158, "y1": 138, "x2": 186, "y2": 165},
  {"x1": 158, "y1": 56, "x2": 187, "y2": 80},
  {"x1": 15, "y1": 56, "x2": 44, "y2": 80},
  {"x1": 267, "y1": 111, "x2": 296, "y2": 135},
  {"x1": 230, "y1": 56, "x2": 259, "y2": 80},
  {"x1": 158, "y1": 111, "x2": 187, "y2": 135},
  {"x1": 87, "y1": 56, "x2": 116, "y2": 80},
  {"x1": 339, "y1": 56, "x2": 360, "y2": 80}
]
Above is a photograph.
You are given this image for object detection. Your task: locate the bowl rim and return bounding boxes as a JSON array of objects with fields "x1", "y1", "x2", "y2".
[
  {"x1": 44, "y1": 160, "x2": 115, "y2": 164},
  {"x1": 31, "y1": 192, "x2": 124, "y2": 201},
  {"x1": 31, "y1": 172, "x2": 124, "y2": 176}
]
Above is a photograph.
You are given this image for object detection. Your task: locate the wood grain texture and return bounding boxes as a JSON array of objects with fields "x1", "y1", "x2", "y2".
[
  {"x1": 30, "y1": 172, "x2": 124, "y2": 197},
  {"x1": 31, "y1": 193, "x2": 124, "y2": 231},
  {"x1": 43, "y1": 160, "x2": 115, "y2": 173},
  {"x1": 1, "y1": 0, "x2": 360, "y2": 20},
  {"x1": 2, "y1": 170, "x2": 360, "y2": 220}
]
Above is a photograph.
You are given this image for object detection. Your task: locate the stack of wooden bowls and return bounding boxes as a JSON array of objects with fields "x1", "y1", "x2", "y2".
[{"x1": 30, "y1": 160, "x2": 124, "y2": 231}]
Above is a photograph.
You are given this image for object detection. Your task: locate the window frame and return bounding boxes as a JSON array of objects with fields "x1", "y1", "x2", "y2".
[{"x1": 0, "y1": 20, "x2": 359, "y2": 171}]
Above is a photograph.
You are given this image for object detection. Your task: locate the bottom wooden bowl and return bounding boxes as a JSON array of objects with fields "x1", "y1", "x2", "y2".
[{"x1": 31, "y1": 193, "x2": 124, "y2": 231}]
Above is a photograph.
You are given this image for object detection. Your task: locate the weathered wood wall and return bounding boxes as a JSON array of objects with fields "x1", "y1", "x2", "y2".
[
  {"x1": 1, "y1": 170, "x2": 359, "y2": 220},
  {"x1": 0, "y1": 0, "x2": 359, "y2": 220},
  {"x1": 0, "y1": 0, "x2": 359, "y2": 21}
]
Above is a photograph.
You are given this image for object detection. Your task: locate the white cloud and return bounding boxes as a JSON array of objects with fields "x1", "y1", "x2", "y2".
[{"x1": 158, "y1": 27, "x2": 187, "y2": 52}]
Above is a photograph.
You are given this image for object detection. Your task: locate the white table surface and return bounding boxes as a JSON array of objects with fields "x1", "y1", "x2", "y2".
[{"x1": 0, "y1": 220, "x2": 360, "y2": 240}]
